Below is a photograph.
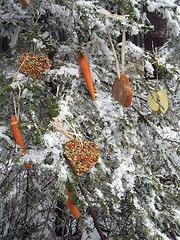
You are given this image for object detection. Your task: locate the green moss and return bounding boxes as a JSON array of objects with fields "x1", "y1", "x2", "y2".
[
  {"x1": 0, "y1": 159, "x2": 6, "y2": 164},
  {"x1": 99, "y1": 198, "x2": 109, "y2": 215},
  {"x1": 154, "y1": 235, "x2": 164, "y2": 240},
  {"x1": 66, "y1": 179, "x2": 79, "y2": 205},
  {"x1": 0, "y1": 93, "x2": 8, "y2": 104},
  {"x1": 13, "y1": 157, "x2": 21, "y2": 164},
  {"x1": 47, "y1": 102, "x2": 59, "y2": 118},
  {"x1": 33, "y1": 129, "x2": 44, "y2": 145}
]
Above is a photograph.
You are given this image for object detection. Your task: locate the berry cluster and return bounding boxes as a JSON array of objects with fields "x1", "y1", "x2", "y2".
[
  {"x1": 64, "y1": 138, "x2": 100, "y2": 175},
  {"x1": 18, "y1": 52, "x2": 52, "y2": 80}
]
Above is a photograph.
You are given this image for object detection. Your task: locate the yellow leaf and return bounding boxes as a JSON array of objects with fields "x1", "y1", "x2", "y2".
[
  {"x1": 157, "y1": 89, "x2": 168, "y2": 113},
  {"x1": 147, "y1": 91, "x2": 159, "y2": 112}
]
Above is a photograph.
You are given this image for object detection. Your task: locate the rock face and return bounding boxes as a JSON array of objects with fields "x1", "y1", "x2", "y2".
[{"x1": 0, "y1": 1, "x2": 180, "y2": 239}]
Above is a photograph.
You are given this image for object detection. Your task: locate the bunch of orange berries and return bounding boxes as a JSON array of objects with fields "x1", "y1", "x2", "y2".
[{"x1": 18, "y1": 52, "x2": 52, "y2": 80}]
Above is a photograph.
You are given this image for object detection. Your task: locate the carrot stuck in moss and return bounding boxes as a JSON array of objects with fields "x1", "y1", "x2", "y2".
[
  {"x1": 10, "y1": 116, "x2": 26, "y2": 154},
  {"x1": 65, "y1": 187, "x2": 80, "y2": 219},
  {"x1": 25, "y1": 162, "x2": 31, "y2": 170},
  {"x1": 78, "y1": 51, "x2": 95, "y2": 100},
  {"x1": 19, "y1": 0, "x2": 31, "y2": 8}
]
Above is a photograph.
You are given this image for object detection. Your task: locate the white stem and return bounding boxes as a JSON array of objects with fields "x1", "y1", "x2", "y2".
[
  {"x1": 13, "y1": 95, "x2": 18, "y2": 120},
  {"x1": 108, "y1": 32, "x2": 120, "y2": 79},
  {"x1": 121, "y1": 30, "x2": 126, "y2": 74},
  {"x1": 17, "y1": 84, "x2": 21, "y2": 122}
]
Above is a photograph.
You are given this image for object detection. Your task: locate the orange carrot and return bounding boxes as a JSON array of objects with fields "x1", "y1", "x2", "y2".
[
  {"x1": 78, "y1": 51, "x2": 95, "y2": 100},
  {"x1": 19, "y1": 0, "x2": 31, "y2": 8},
  {"x1": 25, "y1": 162, "x2": 31, "y2": 170},
  {"x1": 10, "y1": 116, "x2": 26, "y2": 154},
  {"x1": 65, "y1": 187, "x2": 80, "y2": 219}
]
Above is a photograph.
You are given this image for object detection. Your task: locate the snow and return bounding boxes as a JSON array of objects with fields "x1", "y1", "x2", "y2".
[
  {"x1": 94, "y1": 91, "x2": 123, "y2": 124},
  {"x1": 144, "y1": 217, "x2": 171, "y2": 240},
  {"x1": 156, "y1": 126, "x2": 180, "y2": 141},
  {"x1": 110, "y1": 151, "x2": 135, "y2": 199},
  {"x1": 147, "y1": 0, "x2": 180, "y2": 36},
  {"x1": 75, "y1": 1, "x2": 96, "y2": 8},
  {"x1": 131, "y1": 25, "x2": 139, "y2": 35},
  {"x1": 81, "y1": 217, "x2": 102, "y2": 240},
  {"x1": 127, "y1": 41, "x2": 144, "y2": 60},
  {"x1": 145, "y1": 60, "x2": 154, "y2": 76},
  {"x1": 0, "y1": 126, "x2": 12, "y2": 145},
  {"x1": 49, "y1": 64, "x2": 79, "y2": 78},
  {"x1": 43, "y1": 131, "x2": 61, "y2": 148},
  {"x1": 33, "y1": 38, "x2": 45, "y2": 49},
  {"x1": 94, "y1": 188, "x2": 104, "y2": 198}
]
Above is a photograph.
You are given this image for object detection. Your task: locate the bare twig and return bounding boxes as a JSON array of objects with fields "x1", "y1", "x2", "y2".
[{"x1": 75, "y1": 174, "x2": 106, "y2": 240}]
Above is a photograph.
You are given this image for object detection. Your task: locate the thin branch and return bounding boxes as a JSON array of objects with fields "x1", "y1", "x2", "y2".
[{"x1": 75, "y1": 174, "x2": 107, "y2": 240}]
